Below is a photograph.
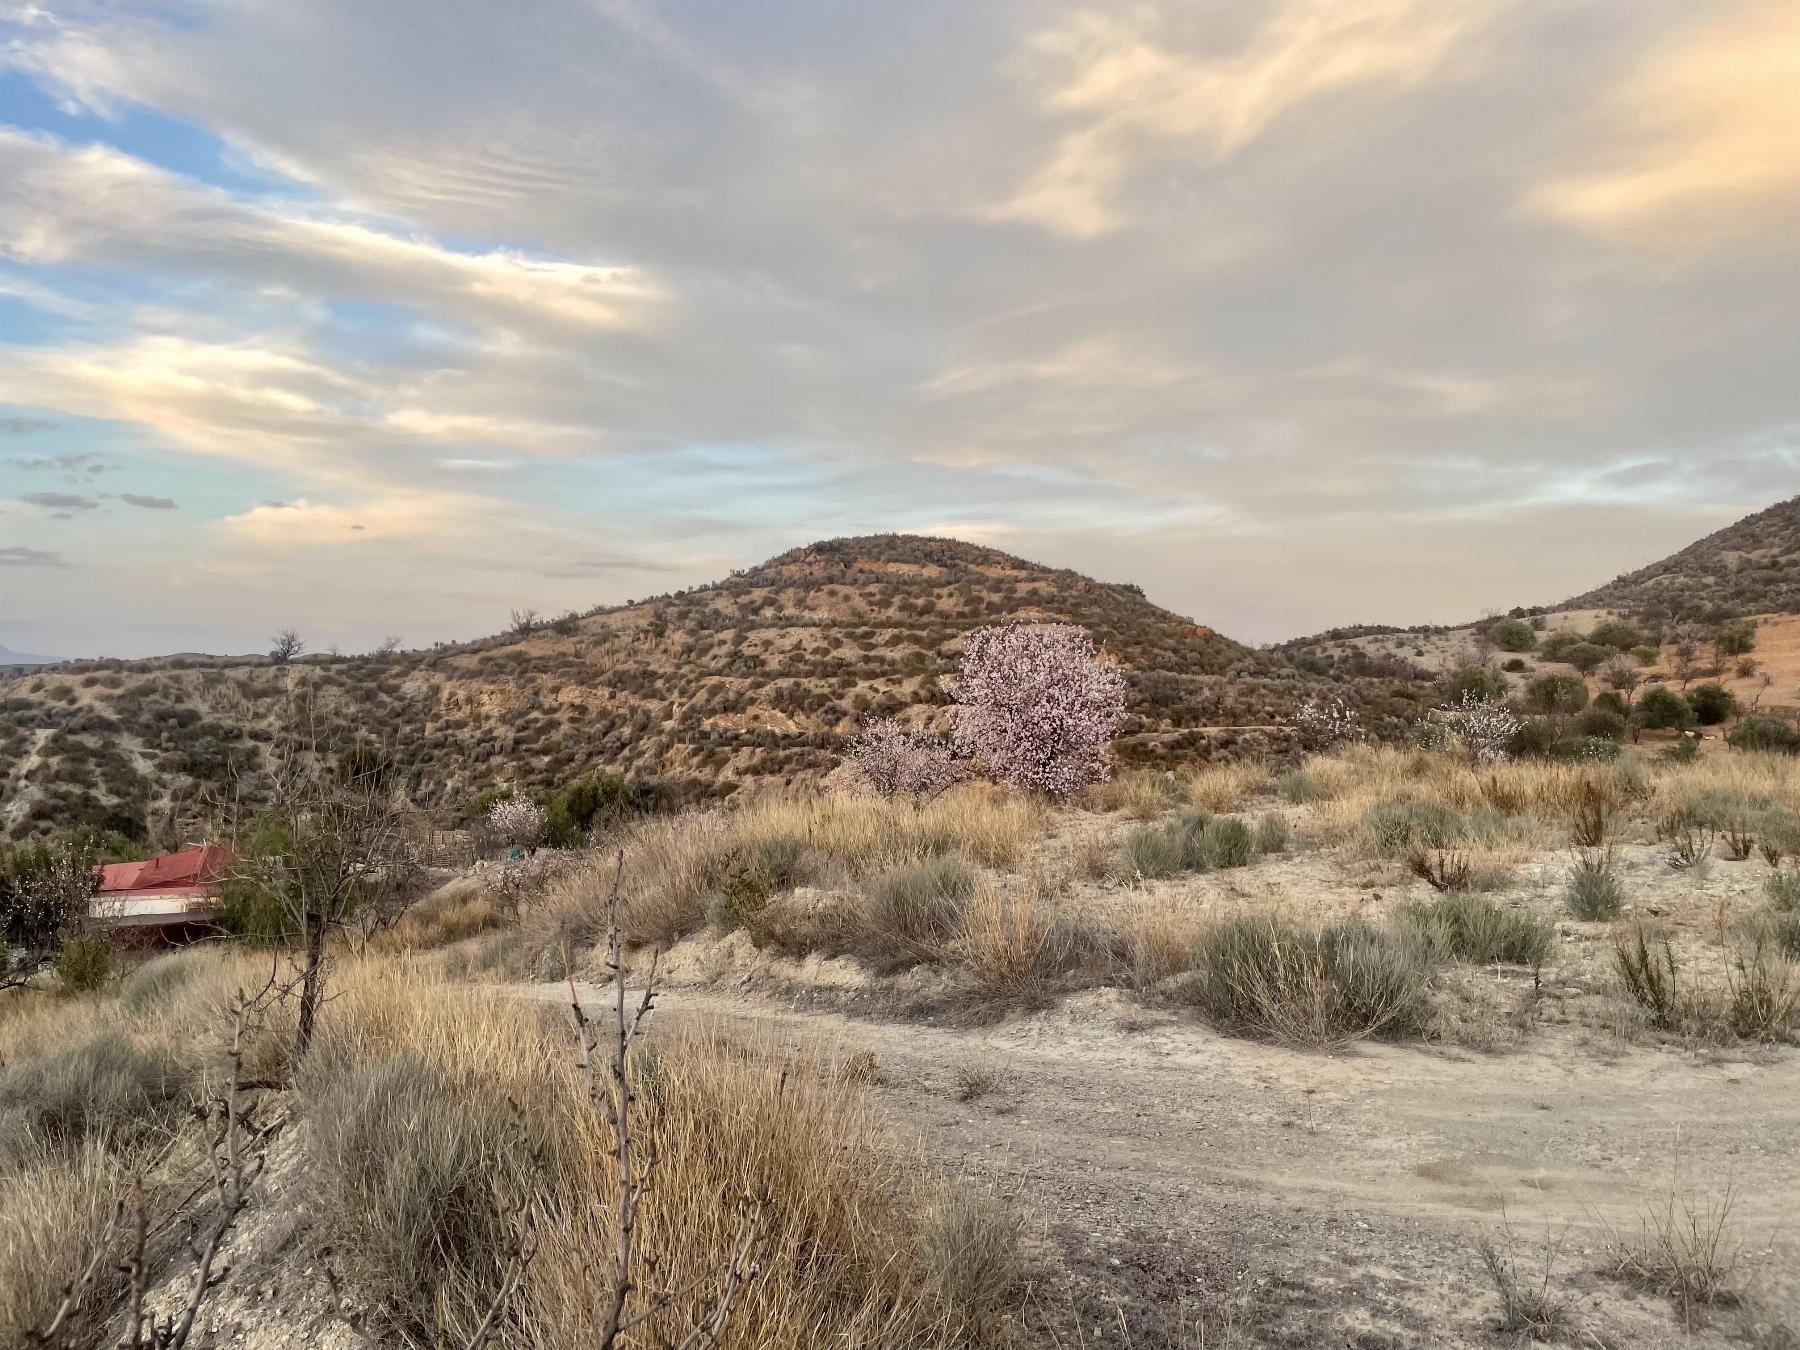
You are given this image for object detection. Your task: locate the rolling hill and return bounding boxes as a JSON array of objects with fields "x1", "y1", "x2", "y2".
[{"x1": 0, "y1": 534, "x2": 1405, "y2": 843}]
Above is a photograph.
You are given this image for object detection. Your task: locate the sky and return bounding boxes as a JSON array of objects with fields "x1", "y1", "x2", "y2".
[{"x1": 0, "y1": 0, "x2": 1796, "y2": 659}]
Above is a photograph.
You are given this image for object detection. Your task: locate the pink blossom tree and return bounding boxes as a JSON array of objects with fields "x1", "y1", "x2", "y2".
[
  {"x1": 840, "y1": 718, "x2": 968, "y2": 801},
  {"x1": 951, "y1": 623, "x2": 1127, "y2": 798}
]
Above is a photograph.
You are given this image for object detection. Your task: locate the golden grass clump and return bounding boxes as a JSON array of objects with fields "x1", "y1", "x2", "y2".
[
  {"x1": 301, "y1": 959, "x2": 972, "y2": 1348},
  {"x1": 1184, "y1": 760, "x2": 1270, "y2": 813}
]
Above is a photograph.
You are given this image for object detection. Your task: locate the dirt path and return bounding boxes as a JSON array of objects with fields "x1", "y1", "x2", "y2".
[{"x1": 523, "y1": 978, "x2": 1800, "y2": 1348}]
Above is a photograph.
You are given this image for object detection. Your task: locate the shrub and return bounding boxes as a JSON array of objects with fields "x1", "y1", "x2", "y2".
[
  {"x1": 1614, "y1": 925, "x2": 1685, "y2": 1028},
  {"x1": 1556, "y1": 735, "x2": 1622, "y2": 763},
  {"x1": 1724, "y1": 929, "x2": 1798, "y2": 1041},
  {"x1": 951, "y1": 624, "x2": 1127, "y2": 798},
  {"x1": 118, "y1": 948, "x2": 213, "y2": 1015},
  {"x1": 863, "y1": 854, "x2": 976, "y2": 962},
  {"x1": 1362, "y1": 801, "x2": 1463, "y2": 856},
  {"x1": 1120, "y1": 815, "x2": 1208, "y2": 879},
  {"x1": 1567, "y1": 852, "x2": 1625, "y2": 921},
  {"x1": 1200, "y1": 816, "x2": 1255, "y2": 869},
  {"x1": 1254, "y1": 814, "x2": 1289, "y2": 854},
  {"x1": 1631, "y1": 645, "x2": 1660, "y2": 666},
  {"x1": 1767, "y1": 867, "x2": 1800, "y2": 912},
  {"x1": 1588, "y1": 619, "x2": 1646, "y2": 651},
  {"x1": 0, "y1": 1032, "x2": 182, "y2": 1156},
  {"x1": 1440, "y1": 692, "x2": 1521, "y2": 764},
  {"x1": 54, "y1": 932, "x2": 111, "y2": 992},
  {"x1": 1274, "y1": 769, "x2": 1324, "y2": 804},
  {"x1": 1526, "y1": 672, "x2": 1589, "y2": 715},
  {"x1": 1563, "y1": 642, "x2": 1614, "y2": 674},
  {"x1": 714, "y1": 835, "x2": 810, "y2": 931},
  {"x1": 1441, "y1": 663, "x2": 1507, "y2": 704},
  {"x1": 303, "y1": 1055, "x2": 544, "y2": 1345},
  {"x1": 1635, "y1": 685, "x2": 1694, "y2": 731},
  {"x1": 1727, "y1": 715, "x2": 1800, "y2": 755},
  {"x1": 1182, "y1": 915, "x2": 1434, "y2": 1046},
  {"x1": 1538, "y1": 632, "x2": 1582, "y2": 662},
  {"x1": 1686, "y1": 682, "x2": 1737, "y2": 727},
  {"x1": 1592, "y1": 690, "x2": 1627, "y2": 716},
  {"x1": 1398, "y1": 892, "x2": 1554, "y2": 966},
  {"x1": 1487, "y1": 618, "x2": 1537, "y2": 652},
  {"x1": 842, "y1": 719, "x2": 967, "y2": 800},
  {"x1": 1576, "y1": 708, "x2": 1627, "y2": 741}
]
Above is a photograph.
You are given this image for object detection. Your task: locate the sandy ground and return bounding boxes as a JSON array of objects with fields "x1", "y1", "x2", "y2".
[{"x1": 514, "y1": 968, "x2": 1800, "y2": 1349}]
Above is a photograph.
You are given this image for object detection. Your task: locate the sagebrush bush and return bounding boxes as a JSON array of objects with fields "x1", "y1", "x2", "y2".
[
  {"x1": 1767, "y1": 867, "x2": 1800, "y2": 912},
  {"x1": 1254, "y1": 814, "x2": 1289, "y2": 854},
  {"x1": 1398, "y1": 892, "x2": 1554, "y2": 966},
  {"x1": 1274, "y1": 769, "x2": 1324, "y2": 804},
  {"x1": 1120, "y1": 813, "x2": 1209, "y2": 878},
  {"x1": 1566, "y1": 853, "x2": 1626, "y2": 921},
  {"x1": 0, "y1": 1031, "x2": 183, "y2": 1160},
  {"x1": 864, "y1": 854, "x2": 976, "y2": 964},
  {"x1": 1361, "y1": 800, "x2": 1464, "y2": 857},
  {"x1": 1182, "y1": 914, "x2": 1434, "y2": 1046},
  {"x1": 1200, "y1": 816, "x2": 1255, "y2": 869}
]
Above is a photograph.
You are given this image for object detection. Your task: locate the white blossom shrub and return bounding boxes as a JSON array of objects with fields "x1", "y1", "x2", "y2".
[
  {"x1": 951, "y1": 623, "x2": 1127, "y2": 798},
  {"x1": 1290, "y1": 695, "x2": 1363, "y2": 750},
  {"x1": 840, "y1": 718, "x2": 967, "y2": 801},
  {"x1": 1438, "y1": 692, "x2": 1521, "y2": 765},
  {"x1": 485, "y1": 797, "x2": 547, "y2": 851}
]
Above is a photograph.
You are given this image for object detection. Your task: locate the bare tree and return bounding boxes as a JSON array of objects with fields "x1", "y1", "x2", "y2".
[
  {"x1": 564, "y1": 857, "x2": 768, "y2": 1349},
  {"x1": 372, "y1": 635, "x2": 403, "y2": 658},
  {"x1": 508, "y1": 608, "x2": 541, "y2": 639},
  {"x1": 225, "y1": 709, "x2": 417, "y2": 1055},
  {"x1": 269, "y1": 628, "x2": 305, "y2": 665},
  {"x1": 1598, "y1": 654, "x2": 1643, "y2": 708}
]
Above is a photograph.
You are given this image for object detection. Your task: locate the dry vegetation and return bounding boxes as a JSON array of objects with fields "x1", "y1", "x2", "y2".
[{"x1": 1, "y1": 535, "x2": 1419, "y2": 845}]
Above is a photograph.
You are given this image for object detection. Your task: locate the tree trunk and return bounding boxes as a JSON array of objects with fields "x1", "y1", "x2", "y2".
[{"x1": 295, "y1": 910, "x2": 326, "y2": 1055}]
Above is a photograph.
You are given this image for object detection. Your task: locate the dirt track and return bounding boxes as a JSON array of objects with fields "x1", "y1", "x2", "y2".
[{"x1": 529, "y1": 978, "x2": 1800, "y2": 1348}]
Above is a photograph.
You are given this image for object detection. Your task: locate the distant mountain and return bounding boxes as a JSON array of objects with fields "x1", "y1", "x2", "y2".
[
  {"x1": 1562, "y1": 495, "x2": 1800, "y2": 625},
  {"x1": 0, "y1": 533, "x2": 1414, "y2": 842},
  {"x1": 0, "y1": 642, "x2": 60, "y2": 667}
]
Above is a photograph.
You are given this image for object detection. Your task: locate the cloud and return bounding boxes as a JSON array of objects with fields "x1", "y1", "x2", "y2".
[
  {"x1": 0, "y1": 0, "x2": 1793, "y2": 654},
  {"x1": 18, "y1": 490, "x2": 99, "y2": 514},
  {"x1": 120, "y1": 492, "x2": 177, "y2": 509},
  {"x1": 0, "y1": 416, "x2": 58, "y2": 435},
  {"x1": 0, "y1": 546, "x2": 67, "y2": 567},
  {"x1": 994, "y1": 0, "x2": 1486, "y2": 236},
  {"x1": 1525, "y1": 4, "x2": 1800, "y2": 245}
]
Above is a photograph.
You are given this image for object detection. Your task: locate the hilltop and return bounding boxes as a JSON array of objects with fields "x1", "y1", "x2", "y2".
[
  {"x1": 1283, "y1": 495, "x2": 1800, "y2": 691},
  {"x1": 1562, "y1": 494, "x2": 1800, "y2": 624},
  {"x1": 0, "y1": 534, "x2": 1394, "y2": 842}
]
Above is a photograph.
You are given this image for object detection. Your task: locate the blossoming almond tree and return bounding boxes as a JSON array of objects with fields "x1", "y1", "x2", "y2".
[
  {"x1": 843, "y1": 718, "x2": 967, "y2": 800},
  {"x1": 951, "y1": 623, "x2": 1127, "y2": 798}
]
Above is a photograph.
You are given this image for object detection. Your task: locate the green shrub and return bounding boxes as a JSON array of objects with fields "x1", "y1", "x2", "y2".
[
  {"x1": 1200, "y1": 816, "x2": 1255, "y2": 869},
  {"x1": 714, "y1": 835, "x2": 810, "y2": 929},
  {"x1": 1576, "y1": 708, "x2": 1627, "y2": 741},
  {"x1": 1686, "y1": 682, "x2": 1737, "y2": 727},
  {"x1": 1274, "y1": 770, "x2": 1323, "y2": 804},
  {"x1": 1587, "y1": 619, "x2": 1646, "y2": 651},
  {"x1": 1727, "y1": 716, "x2": 1800, "y2": 755},
  {"x1": 53, "y1": 933, "x2": 112, "y2": 992},
  {"x1": 1564, "y1": 642, "x2": 1614, "y2": 674},
  {"x1": 1555, "y1": 735, "x2": 1622, "y2": 763},
  {"x1": 1630, "y1": 645, "x2": 1660, "y2": 667},
  {"x1": 1254, "y1": 814, "x2": 1289, "y2": 855},
  {"x1": 1487, "y1": 619, "x2": 1536, "y2": 652},
  {"x1": 214, "y1": 877, "x2": 292, "y2": 943},
  {"x1": 1566, "y1": 853, "x2": 1625, "y2": 921},
  {"x1": 1441, "y1": 664, "x2": 1507, "y2": 703},
  {"x1": 1538, "y1": 632, "x2": 1582, "y2": 662},
  {"x1": 1507, "y1": 717, "x2": 1560, "y2": 760},
  {"x1": 1527, "y1": 673, "x2": 1589, "y2": 715},
  {"x1": 1398, "y1": 892, "x2": 1554, "y2": 966},
  {"x1": 1501, "y1": 658, "x2": 1528, "y2": 673},
  {"x1": 1362, "y1": 801, "x2": 1464, "y2": 856},
  {"x1": 1592, "y1": 690, "x2": 1627, "y2": 716},
  {"x1": 1613, "y1": 925, "x2": 1684, "y2": 1028},
  {"x1": 1120, "y1": 814, "x2": 1210, "y2": 879},
  {"x1": 1659, "y1": 735, "x2": 1702, "y2": 765},
  {"x1": 1634, "y1": 685, "x2": 1694, "y2": 731},
  {"x1": 864, "y1": 854, "x2": 975, "y2": 960},
  {"x1": 1182, "y1": 915, "x2": 1434, "y2": 1045}
]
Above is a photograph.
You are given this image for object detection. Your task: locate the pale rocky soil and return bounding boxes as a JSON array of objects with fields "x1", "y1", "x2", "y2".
[{"x1": 515, "y1": 972, "x2": 1800, "y2": 1349}]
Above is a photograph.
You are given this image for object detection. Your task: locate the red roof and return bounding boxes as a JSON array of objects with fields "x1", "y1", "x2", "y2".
[{"x1": 97, "y1": 845, "x2": 231, "y2": 897}]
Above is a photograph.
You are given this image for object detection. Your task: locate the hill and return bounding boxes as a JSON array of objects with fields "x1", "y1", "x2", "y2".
[
  {"x1": 1280, "y1": 495, "x2": 1800, "y2": 700},
  {"x1": 0, "y1": 642, "x2": 62, "y2": 668},
  {"x1": 0, "y1": 534, "x2": 1396, "y2": 843},
  {"x1": 1562, "y1": 494, "x2": 1800, "y2": 624}
]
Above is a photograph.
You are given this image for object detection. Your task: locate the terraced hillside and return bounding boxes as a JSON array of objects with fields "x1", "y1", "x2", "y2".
[{"x1": 0, "y1": 535, "x2": 1402, "y2": 843}]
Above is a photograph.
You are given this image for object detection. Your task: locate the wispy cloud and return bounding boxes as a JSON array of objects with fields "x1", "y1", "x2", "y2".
[
  {"x1": 0, "y1": 546, "x2": 67, "y2": 567},
  {"x1": 120, "y1": 492, "x2": 177, "y2": 509}
]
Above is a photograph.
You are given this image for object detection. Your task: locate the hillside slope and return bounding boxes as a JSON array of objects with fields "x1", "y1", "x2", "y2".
[
  {"x1": 1562, "y1": 494, "x2": 1800, "y2": 623},
  {"x1": 0, "y1": 535, "x2": 1390, "y2": 842}
]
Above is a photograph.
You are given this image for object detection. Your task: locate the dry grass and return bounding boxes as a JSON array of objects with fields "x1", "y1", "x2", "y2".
[
  {"x1": 957, "y1": 877, "x2": 1094, "y2": 1010},
  {"x1": 379, "y1": 876, "x2": 508, "y2": 951},
  {"x1": 1184, "y1": 760, "x2": 1270, "y2": 813},
  {"x1": 0, "y1": 1141, "x2": 142, "y2": 1343},
  {"x1": 1087, "y1": 768, "x2": 1185, "y2": 818},
  {"x1": 302, "y1": 961, "x2": 978, "y2": 1347},
  {"x1": 1602, "y1": 1180, "x2": 1743, "y2": 1330}
]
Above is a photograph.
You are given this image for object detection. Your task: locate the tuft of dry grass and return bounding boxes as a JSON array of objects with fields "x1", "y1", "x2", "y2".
[
  {"x1": 1185, "y1": 761, "x2": 1269, "y2": 813},
  {"x1": 1602, "y1": 1181, "x2": 1743, "y2": 1330},
  {"x1": 380, "y1": 877, "x2": 509, "y2": 951},
  {"x1": 1474, "y1": 1218, "x2": 1571, "y2": 1341},
  {"x1": 957, "y1": 877, "x2": 1095, "y2": 1011},
  {"x1": 1087, "y1": 768, "x2": 1185, "y2": 818},
  {"x1": 0, "y1": 1141, "x2": 142, "y2": 1344}
]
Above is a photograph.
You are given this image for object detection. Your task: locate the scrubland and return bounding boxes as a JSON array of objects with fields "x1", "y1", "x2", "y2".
[{"x1": 6, "y1": 742, "x2": 1800, "y2": 1346}]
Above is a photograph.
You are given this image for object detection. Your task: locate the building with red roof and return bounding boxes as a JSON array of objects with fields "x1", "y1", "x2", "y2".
[{"x1": 92, "y1": 844, "x2": 230, "y2": 936}]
